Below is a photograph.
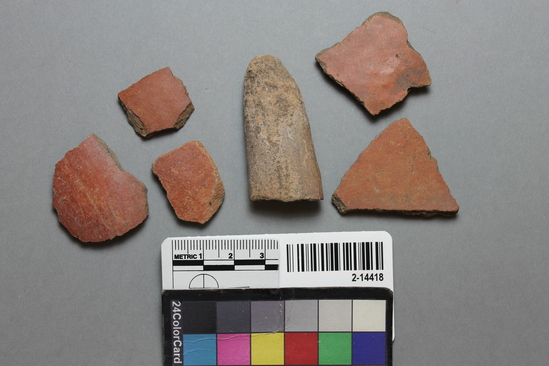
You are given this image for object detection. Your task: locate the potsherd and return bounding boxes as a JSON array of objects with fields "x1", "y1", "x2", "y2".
[
  {"x1": 332, "y1": 119, "x2": 459, "y2": 216},
  {"x1": 244, "y1": 55, "x2": 323, "y2": 201},
  {"x1": 118, "y1": 67, "x2": 194, "y2": 137},
  {"x1": 52, "y1": 134, "x2": 148, "y2": 242},
  {"x1": 316, "y1": 12, "x2": 431, "y2": 115},
  {"x1": 152, "y1": 141, "x2": 224, "y2": 224}
]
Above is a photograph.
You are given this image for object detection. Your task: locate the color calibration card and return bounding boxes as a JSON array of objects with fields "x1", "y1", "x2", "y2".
[
  {"x1": 161, "y1": 231, "x2": 394, "y2": 366},
  {"x1": 163, "y1": 288, "x2": 392, "y2": 366}
]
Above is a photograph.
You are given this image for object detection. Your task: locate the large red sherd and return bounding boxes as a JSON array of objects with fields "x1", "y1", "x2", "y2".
[
  {"x1": 316, "y1": 12, "x2": 431, "y2": 115},
  {"x1": 52, "y1": 134, "x2": 148, "y2": 242},
  {"x1": 333, "y1": 119, "x2": 459, "y2": 216},
  {"x1": 152, "y1": 141, "x2": 225, "y2": 224},
  {"x1": 118, "y1": 67, "x2": 194, "y2": 137}
]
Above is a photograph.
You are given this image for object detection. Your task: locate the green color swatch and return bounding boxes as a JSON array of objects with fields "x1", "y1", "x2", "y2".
[{"x1": 318, "y1": 332, "x2": 352, "y2": 365}]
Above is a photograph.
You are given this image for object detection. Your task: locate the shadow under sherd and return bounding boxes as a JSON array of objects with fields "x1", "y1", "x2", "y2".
[
  {"x1": 249, "y1": 199, "x2": 322, "y2": 219},
  {"x1": 333, "y1": 206, "x2": 459, "y2": 221}
]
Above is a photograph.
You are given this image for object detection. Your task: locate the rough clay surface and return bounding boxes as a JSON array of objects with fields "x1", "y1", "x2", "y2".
[
  {"x1": 316, "y1": 12, "x2": 431, "y2": 115},
  {"x1": 152, "y1": 141, "x2": 225, "y2": 224},
  {"x1": 118, "y1": 67, "x2": 194, "y2": 137},
  {"x1": 52, "y1": 134, "x2": 148, "y2": 242},
  {"x1": 244, "y1": 55, "x2": 323, "y2": 202},
  {"x1": 333, "y1": 119, "x2": 459, "y2": 216}
]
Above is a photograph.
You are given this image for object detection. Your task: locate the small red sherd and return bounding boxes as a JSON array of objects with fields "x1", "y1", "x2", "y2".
[
  {"x1": 118, "y1": 67, "x2": 194, "y2": 137},
  {"x1": 316, "y1": 12, "x2": 431, "y2": 115},
  {"x1": 52, "y1": 134, "x2": 148, "y2": 242},
  {"x1": 152, "y1": 141, "x2": 225, "y2": 224}
]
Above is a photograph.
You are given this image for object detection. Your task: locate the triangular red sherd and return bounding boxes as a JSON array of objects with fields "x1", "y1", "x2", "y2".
[{"x1": 333, "y1": 119, "x2": 459, "y2": 216}]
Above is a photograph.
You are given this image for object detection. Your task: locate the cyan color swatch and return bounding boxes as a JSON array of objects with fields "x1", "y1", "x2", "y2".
[{"x1": 183, "y1": 334, "x2": 216, "y2": 365}]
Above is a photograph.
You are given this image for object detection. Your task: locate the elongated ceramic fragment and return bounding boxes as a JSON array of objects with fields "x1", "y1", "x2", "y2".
[
  {"x1": 333, "y1": 119, "x2": 458, "y2": 216},
  {"x1": 316, "y1": 12, "x2": 431, "y2": 115},
  {"x1": 152, "y1": 141, "x2": 224, "y2": 224},
  {"x1": 244, "y1": 55, "x2": 323, "y2": 201},
  {"x1": 52, "y1": 134, "x2": 148, "y2": 242}
]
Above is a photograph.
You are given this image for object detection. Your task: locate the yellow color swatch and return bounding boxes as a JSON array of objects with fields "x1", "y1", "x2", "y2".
[{"x1": 251, "y1": 333, "x2": 284, "y2": 365}]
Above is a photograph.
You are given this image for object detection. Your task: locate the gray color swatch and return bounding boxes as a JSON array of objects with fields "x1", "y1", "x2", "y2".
[
  {"x1": 251, "y1": 301, "x2": 285, "y2": 333},
  {"x1": 319, "y1": 299, "x2": 352, "y2": 332},
  {"x1": 284, "y1": 300, "x2": 318, "y2": 332},
  {"x1": 217, "y1": 301, "x2": 251, "y2": 333}
]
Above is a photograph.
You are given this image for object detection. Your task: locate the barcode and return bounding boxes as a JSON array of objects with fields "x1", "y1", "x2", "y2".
[{"x1": 286, "y1": 242, "x2": 384, "y2": 272}]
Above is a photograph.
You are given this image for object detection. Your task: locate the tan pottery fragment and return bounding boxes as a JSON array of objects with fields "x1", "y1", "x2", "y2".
[{"x1": 244, "y1": 55, "x2": 323, "y2": 202}]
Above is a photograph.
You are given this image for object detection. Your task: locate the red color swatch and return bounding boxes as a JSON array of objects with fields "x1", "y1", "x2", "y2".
[{"x1": 284, "y1": 333, "x2": 318, "y2": 365}]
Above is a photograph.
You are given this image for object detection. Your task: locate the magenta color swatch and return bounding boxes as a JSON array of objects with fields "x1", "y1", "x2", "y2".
[{"x1": 217, "y1": 333, "x2": 250, "y2": 365}]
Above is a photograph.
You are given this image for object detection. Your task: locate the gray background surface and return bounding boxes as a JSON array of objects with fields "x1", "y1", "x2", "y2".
[{"x1": 1, "y1": 1, "x2": 548, "y2": 365}]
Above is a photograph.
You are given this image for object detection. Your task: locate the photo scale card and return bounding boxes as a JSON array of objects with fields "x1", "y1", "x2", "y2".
[
  {"x1": 161, "y1": 232, "x2": 394, "y2": 366},
  {"x1": 163, "y1": 287, "x2": 393, "y2": 366}
]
